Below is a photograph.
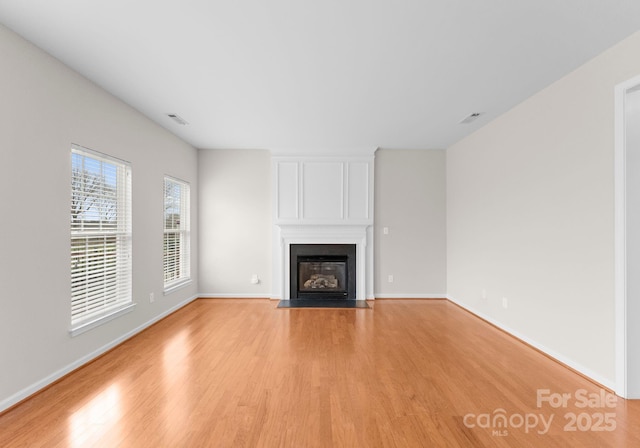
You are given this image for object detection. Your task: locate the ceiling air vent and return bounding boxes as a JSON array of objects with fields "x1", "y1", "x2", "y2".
[
  {"x1": 167, "y1": 113, "x2": 188, "y2": 125},
  {"x1": 459, "y1": 112, "x2": 482, "y2": 124}
]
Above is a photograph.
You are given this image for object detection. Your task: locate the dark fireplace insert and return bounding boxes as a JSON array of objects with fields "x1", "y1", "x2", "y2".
[{"x1": 290, "y1": 244, "x2": 356, "y2": 299}]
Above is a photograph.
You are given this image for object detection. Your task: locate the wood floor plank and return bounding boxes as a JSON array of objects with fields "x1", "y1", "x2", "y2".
[{"x1": 1, "y1": 299, "x2": 639, "y2": 447}]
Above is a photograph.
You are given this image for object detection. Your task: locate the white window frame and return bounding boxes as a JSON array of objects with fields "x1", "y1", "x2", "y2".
[
  {"x1": 70, "y1": 145, "x2": 134, "y2": 336},
  {"x1": 164, "y1": 176, "x2": 191, "y2": 293}
]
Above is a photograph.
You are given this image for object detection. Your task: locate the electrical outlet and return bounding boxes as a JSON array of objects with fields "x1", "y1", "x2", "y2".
[
  {"x1": 383, "y1": 227, "x2": 389, "y2": 235},
  {"x1": 481, "y1": 289, "x2": 487, "y2": 300},
  {"x1": 502, "y1": 297, "x2": 508, "y2": 309},
  {"x1": 149, "y1": 292, "x2": 155, "y2": 303},
  {"x1": 388, "y1": 274, "x2": 394, "y2": 283}
]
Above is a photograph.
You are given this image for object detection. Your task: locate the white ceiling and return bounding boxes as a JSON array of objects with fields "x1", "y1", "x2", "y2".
[{"x1": 1, "y1": 0, "x2": 640, "y2": 153}]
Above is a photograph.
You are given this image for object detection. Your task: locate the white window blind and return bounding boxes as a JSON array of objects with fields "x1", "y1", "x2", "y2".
[
  {"x1": 71, "y1": 146, "x2": 132, "y2": 329},
  {"x1": 164, "y1": 176, "x2": 190, "y2": 290}
]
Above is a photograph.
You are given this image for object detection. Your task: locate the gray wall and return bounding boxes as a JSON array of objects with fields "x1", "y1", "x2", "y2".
[
  {"x1": 374, "y1": 149, "x2": 447, "y2": 297},
  {"x1": 0, "y1": 24, "x2": 199, "y2": 410},
  {"x1": 447, "y1": 30, "x2": 640, "y2": 387},
  {"x1": 198, "y1": 149, "x2": 272, "y2": 297},
  {"x1": 196, "y1": 148, "x2": 448, "y2": 299}
]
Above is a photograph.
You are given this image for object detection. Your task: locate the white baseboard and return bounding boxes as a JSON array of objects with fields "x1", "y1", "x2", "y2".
[
  {"x1": 199, "y1": 293, "x2": 271, "y2": 299},
  {"x1": 375, "y1": 294, "x2": 447, "y2": 299},
  {"x1": 0, "y1": 294, "x2": 199, "y2": 413},
  {"x1": 446, "y1": 295, "x2": 614, "y2": 391}
]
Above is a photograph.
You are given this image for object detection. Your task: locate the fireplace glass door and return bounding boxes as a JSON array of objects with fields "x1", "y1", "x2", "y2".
[{"x1": 297, "y1": 256, "x2": 348, "y2": 298}]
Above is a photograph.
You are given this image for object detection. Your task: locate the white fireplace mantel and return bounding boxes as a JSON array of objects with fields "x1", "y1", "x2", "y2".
[
  {"x1": 271, "y1": 154, "x2": 375, "y2": 300},
  {"x1": 273, "y1": 225, "x2": 373, "y2": 300}
]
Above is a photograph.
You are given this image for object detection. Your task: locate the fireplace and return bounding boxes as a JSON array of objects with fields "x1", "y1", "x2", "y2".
[
  {"x1": 290, "y1": 244, "x2": 356, "y2": 300},
  {"x1": 272, "y1": 153, "x2": 375, "y2": 301}
]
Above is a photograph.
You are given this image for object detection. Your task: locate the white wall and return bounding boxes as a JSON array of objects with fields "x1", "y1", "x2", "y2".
[
  {"x1": 198, "y1": 149, "x2": 272, "y2": 297},
  {"x1": 375, "y1": 149, "x2": 447, "y2": 297},
  {"x1": 0, "y1": 25, "x2": 199, "y2": 411},
  {"x1": 447, "y1": 31, "x2": 640, "y2": 387}
]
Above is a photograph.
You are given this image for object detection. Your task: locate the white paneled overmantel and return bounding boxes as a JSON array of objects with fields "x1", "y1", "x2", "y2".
[
  {"x1": 272, "y1": 153, "x2": 376, "y2": 300},
  {"x1": 273, "y1": 156, "x2": 374, "y2": 225}
]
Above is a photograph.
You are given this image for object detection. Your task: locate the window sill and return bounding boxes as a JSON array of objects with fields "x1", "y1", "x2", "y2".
[
  {"x1": 69, "y1": 303, "x2": 137, "y2": 337},
  {"x1": 164, "y1": 279, "x2": 192, "y2": 295}
]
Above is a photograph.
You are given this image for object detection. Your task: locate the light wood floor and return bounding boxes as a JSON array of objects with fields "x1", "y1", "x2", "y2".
[{"x1": 2, "y1": 299, "x2": 639, "y2": 447}]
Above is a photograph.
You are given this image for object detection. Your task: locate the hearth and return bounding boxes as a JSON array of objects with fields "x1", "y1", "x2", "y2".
[{"x1": 290, "y1": 244, "x2": 356, "y2": 300}]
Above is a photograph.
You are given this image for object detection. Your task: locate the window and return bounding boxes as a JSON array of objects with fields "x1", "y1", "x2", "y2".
[
  {"x1": 70, "y1": 146, "x2": 132, "y2": 334},
  {"x1": 164, "y1": 176, "x2": 190, "y2": 291}
]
